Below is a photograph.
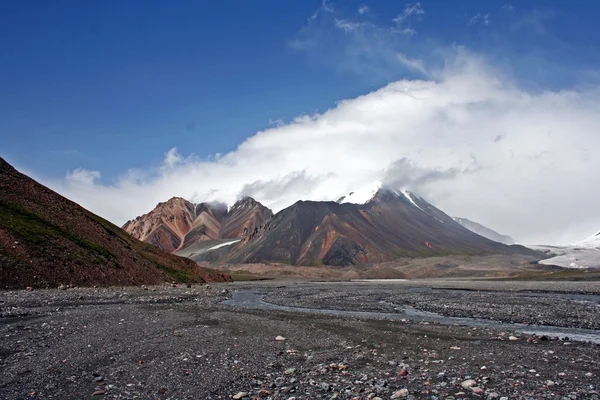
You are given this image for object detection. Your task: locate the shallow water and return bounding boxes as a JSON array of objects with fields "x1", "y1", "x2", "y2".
[{"x1": 223, "y1": 290, "x2": 600, "y2": 344}]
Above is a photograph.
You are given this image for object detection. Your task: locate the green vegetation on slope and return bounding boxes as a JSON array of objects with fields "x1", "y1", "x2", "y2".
[{"x1": 0, "y1": 200, "x2": 113, "y2": 262}]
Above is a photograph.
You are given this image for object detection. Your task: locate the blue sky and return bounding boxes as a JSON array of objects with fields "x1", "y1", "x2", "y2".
[
  {"x1": 2, "y1": 1, "x2": 600, "y2": 243},
  {"x1": 3, "y1": 0, "x2": 599, "y2": 180}
]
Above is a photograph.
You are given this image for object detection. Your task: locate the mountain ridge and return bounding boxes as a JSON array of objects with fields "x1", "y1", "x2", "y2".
[
  {"x1": 162, "y1": 187, "x2": 540, "y2": 266},
  {"x1": 452, "y1": 217, "x2": 516, "y2": 245}
]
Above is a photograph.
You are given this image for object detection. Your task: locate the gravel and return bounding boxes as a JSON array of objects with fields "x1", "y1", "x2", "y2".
[{"x1": 1, "y1": 280, "x2": 599, "y2": 399}]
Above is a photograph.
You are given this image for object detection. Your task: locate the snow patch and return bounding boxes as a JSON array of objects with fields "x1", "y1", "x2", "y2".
[
  {"x1": 400, "y1": 189, "x2": 425, "y2": 212},
  {"x1": 206, "y1": 239, "x2": 241, "y2": 251},
  {"x1": 339, "y1": 180, "x2": 383, "y2": 204}
]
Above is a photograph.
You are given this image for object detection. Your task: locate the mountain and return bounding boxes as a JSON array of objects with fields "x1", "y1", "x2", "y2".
[
  {"x1": 196, "y1": 187, "x2": 538, "y2": 266},
  {"x1": 452, "y1": 217, "x2": 516, "y2": 245},
  {"x1": 0, "y1": 158, "x2": 230, "y2": 289},
  {"x1": 123, "y1": 196, "x2": 272, "y2": 252}
]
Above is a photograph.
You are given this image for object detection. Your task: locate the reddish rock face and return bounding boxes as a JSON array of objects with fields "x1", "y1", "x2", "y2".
[
  {"x1": 0, "y1": 158, "x2": 231, "y2": 289},
  {"x1": 220, "y1": 197, "x2": 273, "y2": 242},
  {"x1": 123, "y1": 196, "x2": 272, "y2": 252},
  {"x1": 122, "y1": 198, "x2": 196, "y2": 252},
  {"x1": 123, "y1": 189, "x2": 540, "y2": 268},
  {"x1": 218, "y1": 189, "x2": 540, "y2": 266}
]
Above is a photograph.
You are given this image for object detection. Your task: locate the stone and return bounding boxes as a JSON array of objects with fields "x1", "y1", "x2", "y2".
[
  {"x1": 284, "y1": 367, "x2": 296, "y2": 375},
  {"x1": 92, "y1": 390, "x2": 105, "y2": 396},
  {"x1": 232, "y1": 392, "x2": 248, "y2": 399},
  {"x1": 461, "y1": 379, "x2": 477, "y2": 389},
  {"x1": 275, "y1": 336, "x2": 287, "y2": 341},
  {"x1": 391, "y1": 388, "x2": 409, "y2": 398}
]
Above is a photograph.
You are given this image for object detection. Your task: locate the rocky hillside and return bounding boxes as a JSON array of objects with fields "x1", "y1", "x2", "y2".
[
  {"x1": 0, "y1": 158, "x2": 230, "y2": 289},
  {"x1": 123, "y1": 196, "x2": 272, "y2": 252}
]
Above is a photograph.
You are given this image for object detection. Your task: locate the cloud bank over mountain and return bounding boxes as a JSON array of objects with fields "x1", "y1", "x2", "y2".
[
  {"x1": 43, "y1": 1, "x2": 600, "y2": 246},
  {"x1": 47, "y1": 48, "x2": 600, "y2": 245}
]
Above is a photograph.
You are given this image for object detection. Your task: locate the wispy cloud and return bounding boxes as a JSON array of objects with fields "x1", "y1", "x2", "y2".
[
  {"x1": 502, "y1": 4, "x2": 516, "y2": 15},
  {"x1": 334, "y1": 18, "x2": 364, "y2": 33},
  {"x1": 468, "y1": 13, "x2": 491, "y2": 27},
  {"x1": 396, "y1": 53, "x2": 429, "y2": 76},
  {"x1": 358, "y1": 4, "x2": 369, "y2": 15},
  {"x1": 65, "y1": 168, "x2": 100, "y2": 186},
  {"x1": 289, "y1": 1, "x2": 431, "y2": 81},
  {"x1": 392, "y1": 2, "x2": 425, "y2": 36}
]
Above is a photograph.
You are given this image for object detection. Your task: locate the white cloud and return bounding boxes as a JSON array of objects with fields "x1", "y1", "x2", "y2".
[
  {"x1": 358, "y1": 4, "x2": 369, "y2": 15},
  {"x1": 396, "y1": 53, "x2": 429, "y2": 76},
  {"x1": 335, "y1": 18, "x2": 363, "y2": 33},
  {"x1": 163, "y1": 147, "x2": 184, "y2": 169},
  {"x1": 49, "y1": 49, "x2": 600, "y2": 245},
  {"x1": 468, "y1": 13, "x2": 491, "y2": 27},
  {"x1": 64, "y1": 168, "x2": 101, "y2": 186},
  {"x1": 392, "y1": 2, "x2": 424, "y2": 25}
]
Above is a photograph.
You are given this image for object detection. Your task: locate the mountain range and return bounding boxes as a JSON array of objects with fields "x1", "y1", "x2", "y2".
[
  {"x1": 0, "y1": 158, "x2": 230, "y2": 289},
  {"x1": 124, "y1": 186, "x2": 538, "y2": 267},
  {"x1": 452, "y1": 217, "x2": 516, "y2": 245}
]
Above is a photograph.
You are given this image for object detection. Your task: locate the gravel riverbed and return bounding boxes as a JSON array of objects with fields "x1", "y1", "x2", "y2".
[{"x1": 1, "y1": 280, "x2": 599, "y2": 399}]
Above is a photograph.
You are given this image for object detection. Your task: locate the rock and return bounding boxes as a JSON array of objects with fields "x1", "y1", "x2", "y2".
[
  {"x1": 461, "y1": 379, "x2": 477, "y2": 389},
  {"x1": 284, "y1": 367, "x2": 296, "y2": 375},
  {"x1": 391, "y1": 388, "x2": 409, "y2": 398},
  {"x1": 472, "y1": 387, "x2": 484, "y2": 394},
  {"x1": 25, "y1": 287, "x2": 33, "y2": 291},
  {"x1": 398, "y1": 369, "x2": 408, "y2": 376},
  {"x1": 58, "y1": 284, "x2": 67, "y2": 290},
  {"x1": 94, "y1": 376, "x2": 104, "y2": 382},
  {"x1": 232, "y1": 392, "x2": 248, "y2": 399},
  {"x1": 508, "y1": 335, "x2": 519, "y2": 341},
  {"x1": 91, "y1": 390, "x2": 105, "y2": 396},
  {"x1": 275, "y1": 336, "x2": 287, "y2": 341}
]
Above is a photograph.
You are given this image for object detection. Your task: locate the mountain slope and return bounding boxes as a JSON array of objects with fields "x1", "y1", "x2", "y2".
[
  {"x1": 453, "y1": 217, "x2": 516, "y2": 245},
  {"x1": 215, "y1": 188, "x2": 537, "y2": 266},
  {"x1": 220, "y1": 197, "x2": 274, "y2": 242},
  {"x1": 0, "y1": 158, "x2": 230, "y2": 289},
  {"x1": 124, "y1": 196, "x2": 272, "y2": 252},
  {"x1": 122, "y1": 197, "x2": 198, "y2": 252}
]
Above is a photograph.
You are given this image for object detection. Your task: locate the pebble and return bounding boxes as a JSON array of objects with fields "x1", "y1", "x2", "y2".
[
  {"x1": 391, "y1": 388, "x2": 409, "y2": 398},
  {"x1": 461, "y1": 379, "x2": 477, "y2": 389},
  {"x1": 232, "y1": 392, "x2": 248, "y2": 399},
  {"x1": 275, "y1": 336, "x2": 287, "y2": 341}
]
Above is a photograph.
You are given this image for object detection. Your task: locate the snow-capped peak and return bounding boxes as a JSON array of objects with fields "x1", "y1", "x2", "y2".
[{"x1": 337, "y1": 180, "x2": 383, "y2": 204}]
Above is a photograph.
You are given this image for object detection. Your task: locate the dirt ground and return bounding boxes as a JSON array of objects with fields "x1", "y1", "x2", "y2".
[{"x1": 1, "y1": 279, "x2": 599, "y2": 399}]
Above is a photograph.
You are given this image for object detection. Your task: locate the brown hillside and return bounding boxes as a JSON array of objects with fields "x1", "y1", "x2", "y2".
[{"x1": 0, "y1": 158, "x2": 231, "y2": 289}]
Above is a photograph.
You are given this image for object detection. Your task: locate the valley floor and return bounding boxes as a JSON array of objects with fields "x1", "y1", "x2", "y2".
[{"x1": 1, "y1": 280, "x2": 599, "y2": 399}]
